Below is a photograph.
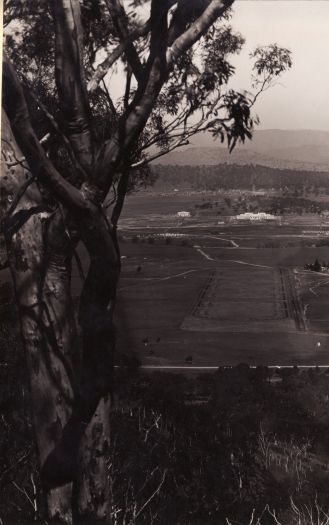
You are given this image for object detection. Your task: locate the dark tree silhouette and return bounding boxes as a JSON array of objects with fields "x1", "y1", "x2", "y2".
[{"x1": 1, "y1": 1, "x2": 292, "y2": 522}]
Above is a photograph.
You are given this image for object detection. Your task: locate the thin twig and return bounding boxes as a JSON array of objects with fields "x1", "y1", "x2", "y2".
[
  {"x1": 12, "y1": 480, "x2": 36, "y2": 513},
  {"x1": 30, "y1": 473, "x2": 38, "y2": 519},
  {"x1": 133, "y1": 470, "x2": 167, "y2": 521},
  {"x1": 131, "y1": 138, "x2": 189, "y2": 169},
  {"x1": 0, "y1": 450, "x2": 32, "y2": 481}
]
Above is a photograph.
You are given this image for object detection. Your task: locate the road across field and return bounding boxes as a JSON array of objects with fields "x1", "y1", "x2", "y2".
[
  {"x1": 1, "y1": 194, "x2": 329, "y2": 368},
  {"x1": 68, "y1": 201, "x2": 329, "y2": 367},
  {"x1": 114, "y1": 229, "x2": 329, "y2": 367}
]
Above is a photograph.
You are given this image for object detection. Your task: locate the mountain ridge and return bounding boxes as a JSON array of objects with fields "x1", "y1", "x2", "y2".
[{"x1": 152, "y1": 130, "x2": 329, "y2": 171}]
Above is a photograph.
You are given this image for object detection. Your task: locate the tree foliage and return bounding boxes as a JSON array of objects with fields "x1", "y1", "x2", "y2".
[{"x1": 3, "y1": 0, "x2": 292, "y2": 192}]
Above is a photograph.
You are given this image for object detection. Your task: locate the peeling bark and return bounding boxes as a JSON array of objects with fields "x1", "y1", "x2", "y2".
[
  {"x1": 51, "y1": 0, "x2": 94, "y2": 173},
  {"x1": 1, "y1": 111, "x2": 75, "y2": 524},
  {"x1": 74, "y1": 397, "x2": 111, "y2": 524},
  {"x1": 2, "y1": 72, "x2": 119, "y2": 520}
]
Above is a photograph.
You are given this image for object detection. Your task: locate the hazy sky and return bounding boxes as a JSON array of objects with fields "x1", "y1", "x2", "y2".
[
  {"x1": 229, "y1": 0, "x2": 329, "y2": 130},
  {"x1": 4, "y1": 1, "x2": 328, "y2": 132}
]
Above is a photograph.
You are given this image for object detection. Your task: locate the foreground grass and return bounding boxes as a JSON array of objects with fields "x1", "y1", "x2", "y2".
[{"x1": 2, "y1": 321, "x2": 329, "y2": 524}]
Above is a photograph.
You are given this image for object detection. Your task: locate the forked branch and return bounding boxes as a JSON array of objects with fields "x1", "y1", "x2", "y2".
[{"x1": 2, "y1": 56, "x2": 86, "y2": 212}]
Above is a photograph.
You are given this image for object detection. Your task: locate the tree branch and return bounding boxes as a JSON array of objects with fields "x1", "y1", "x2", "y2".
[
  {"x1": 111, "y1": 168, "x2": 130, "y2": 228},
  {"x1": 2, "y1": 57, "x2": 86, "y2": 212},
  {"x1": 88, "y1": 0, "x2": 181, "y2": 93},
  {"x1": 92, "y1": 1, "x2": 170, "y2": 194},
  {"x1": 140, "y1": 107, "x2": 192, "y2": 151},
  {"x1": 87, "y1": 19, "x2": 151, "y2": 92},
  {"x1": 123, "y1": 66, "x2": 132, "y2": 110},
  {"x1": 168, "y1": 0, "x2": 211, "y2": 46},
  {"x1": 25, "y1": 85, "x2": 88, "y2": 181},
  {"x1": 131, "y1": 137, "x2": 189, "y2": 169},
  {"x1": 105, "y1": 0, "x2": 144, "y2": 82},
  {"x1": 51, "y1": 0, "x2": 94, "y2": 172},
  {"x1": 167, "y1": 0, "x2": 234, "y2": 66}
]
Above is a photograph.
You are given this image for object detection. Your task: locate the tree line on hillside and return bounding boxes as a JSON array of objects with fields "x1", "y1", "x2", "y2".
[
  {"x1": 195, "y1": 195, "x2": 327, "y2": 215},
  {"x1": 151, "y1": 164, "x2": 329, "y2": 192}
]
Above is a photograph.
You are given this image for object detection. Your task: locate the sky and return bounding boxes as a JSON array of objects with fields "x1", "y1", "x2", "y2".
[
  {"x1": 228, "y1": 0, "x2": 329, "y2": 130},
  {"x1": 3, "y1": 1, "x2": 329, "y2": 132}
]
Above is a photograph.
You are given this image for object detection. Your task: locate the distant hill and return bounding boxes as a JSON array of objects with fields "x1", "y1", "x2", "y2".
[
  {"x1": 151, "y1": 163, "x2": 329, "y2": 192},
  {"x1": 152, "y1": 129, "x2": 329, "y2": 171},
  {"x1": 232, "y1": 129, "x2": 329, "y2": 152}
]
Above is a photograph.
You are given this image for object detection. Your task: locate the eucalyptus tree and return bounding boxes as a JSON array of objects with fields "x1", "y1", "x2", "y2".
[{"x1": 1, "y1": 0, "x2": 292, "y2": 523}]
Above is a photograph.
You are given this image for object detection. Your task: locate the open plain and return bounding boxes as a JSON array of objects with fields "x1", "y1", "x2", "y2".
[
  {"x1": 1, "y1": 191, "x2": 329, "y2": 368},
  {"x1": 111, "y1": 192, "x2": 329, "y2": 368}
]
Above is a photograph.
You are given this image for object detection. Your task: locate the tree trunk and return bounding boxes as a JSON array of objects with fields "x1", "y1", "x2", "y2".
[
  {"x1": 2, "y1": 104, "x2": 118, "y2": 523},
  {"x1": 74, "y1": 396, "x2": 111, "y2": 524},
  {"x1": 72, "y1": 210, "x2": 119, "y2": 523},
  {"x1": 1, "y1": 111, "x2": 76, "y2": 523}
]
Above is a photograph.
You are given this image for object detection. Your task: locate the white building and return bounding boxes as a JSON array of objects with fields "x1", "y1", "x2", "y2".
[
  {"x1": 235, "y1": 212, "x2": 276, "y2": 221},
  {"x1": 177, "y1": 211, "x2": 191, "y2": 218}
]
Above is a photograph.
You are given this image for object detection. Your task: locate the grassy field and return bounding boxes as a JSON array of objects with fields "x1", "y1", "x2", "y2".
[
  {"x1": 298, "y1": 270, "x2": 329, "y2": 333},
  {"x1": 110, "y1": 192, "x2": 329, "y2": 367},
  {"x1": 113, "y1": 239, "x2": 329, "y2": 367},
  {"x1": 1, "y1": 191, "x2": 329, "y2": 367}
]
